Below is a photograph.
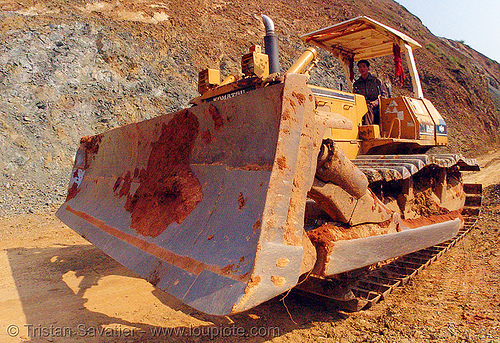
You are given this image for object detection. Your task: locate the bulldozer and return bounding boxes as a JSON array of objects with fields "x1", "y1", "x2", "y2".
[{"x1": 56, "y1": 16, "x2": 480, "y2": 315}]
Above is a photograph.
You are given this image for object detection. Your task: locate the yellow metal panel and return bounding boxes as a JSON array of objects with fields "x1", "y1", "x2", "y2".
[
  {"x1": 198, "y1": 69, "x2": 221, "y2": 94},
  {"x1": 380, "y1": 97, "x2": 416, "y2": 139},
  {"x1": 335, "y1": 141, "x2": 361, "y2": 160},
  {"x1": 309, "y1": 87, "x2": 365, "y2": 159},
  {"x1": 422, "y1": 98, "x2": 448, "y2": 146},
  {"x1": 241, "y1": 52, "x2": 269, "y2": 78},
  {"x1": 359, "y1": 125, "x2": 380, "y2": 140},
  {"x1": 329, "y1": 98, "x2": 357, "y2": 140},
  {"x1": 436, "y1": 135, "x2": 448, "y2": 145},
  {"x1": 404, "y1": 97, "x2": 435, "y2": 144}
]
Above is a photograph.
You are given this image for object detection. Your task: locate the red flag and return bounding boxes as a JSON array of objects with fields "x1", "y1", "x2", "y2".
[{"x1": 393, "y1": 44, "x2": 405, "y2": 86}]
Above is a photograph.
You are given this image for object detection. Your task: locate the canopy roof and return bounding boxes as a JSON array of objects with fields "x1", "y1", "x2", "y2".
[{"x1": 300, "y1": 16, "x2": 421, "y2": 61}]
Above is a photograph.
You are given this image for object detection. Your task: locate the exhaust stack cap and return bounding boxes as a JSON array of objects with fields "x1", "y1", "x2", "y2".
[
  {"x1": 260, "y1": 14, "x2": 280, "y2": 74},
  {"x1": 261, "y1": 14, "x2": 275, "y2": 34}
]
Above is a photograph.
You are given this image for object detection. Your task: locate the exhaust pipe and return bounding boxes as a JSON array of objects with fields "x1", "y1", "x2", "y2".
[{"x1": 261, "y1": 15, "x2": 280, "y2": 74}]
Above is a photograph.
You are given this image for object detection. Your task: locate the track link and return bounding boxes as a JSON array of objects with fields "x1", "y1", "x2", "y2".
[{"x1": 295, "y1": 183, "x2": 482, "y2": 312}]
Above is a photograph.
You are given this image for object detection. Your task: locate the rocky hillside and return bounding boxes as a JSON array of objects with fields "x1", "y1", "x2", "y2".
[{"x1": 1, "y1": 0, "x2": 499, "y2": 216}]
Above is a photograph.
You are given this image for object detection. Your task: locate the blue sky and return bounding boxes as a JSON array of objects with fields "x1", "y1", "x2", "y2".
[{"x1": 395, "y1": 0, "x2": 500, "y2": 62}]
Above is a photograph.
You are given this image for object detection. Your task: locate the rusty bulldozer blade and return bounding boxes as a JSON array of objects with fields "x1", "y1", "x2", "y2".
[{"x1": 56, "y1": 74, "x2": 327, "y2": 315}]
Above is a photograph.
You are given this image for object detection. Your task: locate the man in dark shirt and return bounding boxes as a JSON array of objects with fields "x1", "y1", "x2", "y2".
[{"x1": 353, "y1": 60, "x2": 388, "y2": 125}]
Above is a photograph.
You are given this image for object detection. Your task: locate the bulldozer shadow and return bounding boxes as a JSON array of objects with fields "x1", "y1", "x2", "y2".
[
  {"x1": 5, "y1": 244, "x2": 165, "y2": 341},
  {"x1": 6, "y1": 243, "x2": 345, "y2": 341},
  {"x1": 149, "y1": 276, "x2": 347, "y2": 339}
]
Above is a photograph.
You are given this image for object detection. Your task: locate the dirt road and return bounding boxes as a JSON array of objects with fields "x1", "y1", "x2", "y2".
[
  {"x1": 463, "y1": 149, "x2": 500, "y2": 188},
  {"x1": 1, "y1": 154, "x2": 500, "y2": 342}
]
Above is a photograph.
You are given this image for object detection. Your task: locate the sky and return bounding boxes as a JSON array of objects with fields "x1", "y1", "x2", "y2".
[{"x1": 395, "y1": 0, "x2": 500, "y2": 62}]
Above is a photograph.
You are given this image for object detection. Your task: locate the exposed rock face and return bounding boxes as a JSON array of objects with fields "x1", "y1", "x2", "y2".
[
  {"x1": 0, "y1": 13, "x2": 196, "y2": 216},
  {"x1": 0, "y1": 0, "x2": 499, "y2": 216}
]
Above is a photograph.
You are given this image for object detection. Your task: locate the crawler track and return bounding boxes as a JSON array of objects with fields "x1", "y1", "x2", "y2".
[{"x1": 295, "y1": 183, "x2": 482, "y2": 312}]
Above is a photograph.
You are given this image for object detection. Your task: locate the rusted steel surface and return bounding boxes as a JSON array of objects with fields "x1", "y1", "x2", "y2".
[
  {"x1": 359, "y1": 167, "x2": 404, "y2": 183},
  {"x1": 316, "y1": 139, "x2": 369, "y2": 199},
  {"x1": 57, "y1": 74, "x2": 325, "y2": 315},
  {"x1": 323, "y1": 217, "x2": 461, "y2": 275},
  {"x1": 231, "y1": 73, "x2": 324, "y2": 313},
  {"x1": 353, "y1": 154, "x2": 479, "y2": 182},
  {"x1": 308, "y1": 180, "x2": 392, "y2": 226},
  {"x1": 308, "y1": 180, "x2": 357, "y2": 223}
]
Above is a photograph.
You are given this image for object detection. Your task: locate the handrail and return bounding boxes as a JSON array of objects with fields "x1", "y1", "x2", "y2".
[{"x1": 387, "y1": 118, "x2": 401, "y2": 139}]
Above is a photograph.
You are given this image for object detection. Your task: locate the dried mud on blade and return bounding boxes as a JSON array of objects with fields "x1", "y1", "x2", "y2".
[{"x1": 56, "y1": 74, "x2": 323, "y2": 315}]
